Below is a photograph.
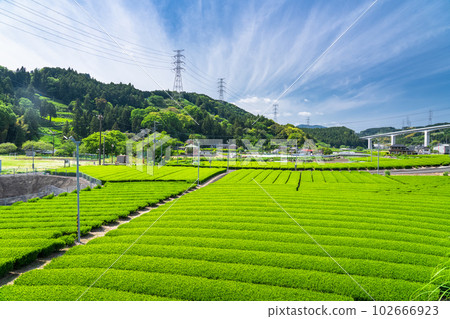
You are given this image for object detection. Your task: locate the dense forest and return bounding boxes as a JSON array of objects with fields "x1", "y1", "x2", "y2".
[
  {"x1": 300, "y1": 126, "x2": 366, "y2": 148},
  {"x1": 0, "y1": 66, "x2": 309, "y2": 153}
]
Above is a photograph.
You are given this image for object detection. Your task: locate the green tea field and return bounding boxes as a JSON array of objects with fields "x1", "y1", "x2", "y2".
[
  {"x1": 53, "y1": 165, "x2": 225, "y2": 183},
  {"x1": 1, "y1": 169, "x2": 448, "y2": 301},
  {"x1": 0, "y1": 182, "x2": 192, "y2": 279}
]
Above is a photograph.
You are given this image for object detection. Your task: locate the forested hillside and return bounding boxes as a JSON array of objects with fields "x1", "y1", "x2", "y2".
[
  {"x1": 0, "y1": 66, "x2": 308, "y2": 150},
  {"x1": 300, "y1": 126, "x2": 366, "y2": 148}
]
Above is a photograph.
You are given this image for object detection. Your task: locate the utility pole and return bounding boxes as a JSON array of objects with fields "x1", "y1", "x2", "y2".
[
  {"x1": 32, "y1": 145, "x2": 35, "y2": 170},
  {"x1": 97, "y1": 114, "x2": 103, "y2": 165},
  {"x1": 218, "y1": 78, "x2": 226, "y2": 101},
  {"x1": 153, "y1": 121, "x2": 158, "y2": 166},
  {"x1": 273, "y1": 104, "x2": 278, "y2": 123},
  {"x1": 173, "y1": 49, "x2": 185, "y2": 92},
  {"x1": 377, "y1": 139, "x2": 380, "y2": 175},
  {"x1": 197, "y1": 140, "x2": 200, "y2": 186},
  {"x1": 51, "y1": 130, "x2": 55, "y2": 156},
  {"x1": 103, "y1": 137, "x2": 106, "y2": 165},
  {"x1": 68, "y1": 137, "x2": 81, "y2": 243}
]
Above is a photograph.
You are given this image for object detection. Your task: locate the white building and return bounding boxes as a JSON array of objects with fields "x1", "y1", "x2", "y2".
[{"x1": 433, "y1": 144, "x2": 450, "y2": 154}]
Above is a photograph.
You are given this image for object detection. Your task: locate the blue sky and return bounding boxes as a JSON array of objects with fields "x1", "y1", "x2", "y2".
[{"x1": 0, "y1": 0, "x2": 449, "y2": 132}]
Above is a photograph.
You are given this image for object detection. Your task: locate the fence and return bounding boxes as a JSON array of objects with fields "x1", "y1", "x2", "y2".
[
  {"x1": 46, "y1": 169, "x2": 102, "y2": 186},
  {"x1": 0, "y1": 168, "x2": 47, "y2": 176}
]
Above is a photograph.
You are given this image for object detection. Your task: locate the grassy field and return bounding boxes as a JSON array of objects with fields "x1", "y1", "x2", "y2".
[
  {"x1": 1, "y1": 171, "x2": 448, "y2": 301},
  {"x1": 0, "y1": 155, "x2": 92, "y2": 173}
]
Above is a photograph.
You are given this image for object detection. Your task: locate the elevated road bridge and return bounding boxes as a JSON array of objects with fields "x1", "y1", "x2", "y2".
[{"x1": 361, "y1": 124, "x2": 450, "y2": 150}]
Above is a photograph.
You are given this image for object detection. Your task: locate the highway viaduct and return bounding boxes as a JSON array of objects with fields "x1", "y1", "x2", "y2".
[{"x1": 361, "y1": 123, "x2": 450, "y2": 150}]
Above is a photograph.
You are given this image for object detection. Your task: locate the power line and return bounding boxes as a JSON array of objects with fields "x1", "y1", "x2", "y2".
[
  {"x1": 324, "y1": 107, "x2": 450, "y2": 126},
  {"x1": 0, "y1": 9, "x2": 171, "y2": 69},
  {"x1": 0, "y1": 20, "x2": 169, "y2": 70},
  {"x1": 23, "y1": 0, "x2": 173, "y2": 56},
  {"x1": 0, "y1": 3, "x2": 172, "y2": 63},
  {"x1": 184, "y1": 56, "x2": 247, "y2": 101},
  {"x1": 252, "y1": 0, "x2": 379, "y2": 125},
  {"x1": 183, "y1": 72, "x2": 213, "y2": 93},
  {"x1": 71, "y1": 0, "x2": 198, "y2": 125}
]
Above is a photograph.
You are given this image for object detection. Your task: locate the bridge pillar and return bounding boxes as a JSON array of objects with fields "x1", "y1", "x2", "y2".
[
  {"x1": 368, "y1": 138, "x2": 372, "y2": 150},
  {"x1": 390, "y1": 135, "x2": 396, "y2": 145},
  {"x1": 424, "y1": 131, "x2": 430, "y2": 147}
]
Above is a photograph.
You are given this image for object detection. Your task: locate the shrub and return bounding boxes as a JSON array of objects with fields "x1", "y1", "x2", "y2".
[
  {"x1": 22, "y1": 141, "x2": 53, "y2": 152},
  {"x1": 444, "y1": 172, "x2": 448, "y2": 176},
  {"x1": 0, "y1": 142, "x2": 17, "y2": 154},
  {"x1": 11, "y1": 201, "x2": 23, "y2": 206},
  {"x1": 385, "y1": 170, "x2": 391, "y2": 176}
]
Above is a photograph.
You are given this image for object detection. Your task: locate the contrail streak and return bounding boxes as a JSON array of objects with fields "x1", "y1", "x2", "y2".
[{"x1": 252, "y1": 0, "x2": 379, "y2": 126}]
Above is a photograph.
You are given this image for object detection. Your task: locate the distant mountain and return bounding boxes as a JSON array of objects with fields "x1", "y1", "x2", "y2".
[{"x1": 296, "y1": 124, "x2": 326, "y2": 129}]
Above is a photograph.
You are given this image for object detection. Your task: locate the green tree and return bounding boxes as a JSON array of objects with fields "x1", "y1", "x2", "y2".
[
  {"x1": 19, "y1": 97, "x2": 34, "y2": 109},
  {"x1": 149, "y1": 95, "x2": 166, "y2": 108},
  {"x1": 62, "y1": 120, "x2": 71, "y2": 137},
  {"x1": 23, "y1": 108, "x2": 40, "y2": 138},
  {"x1": 131, "y1": 109, "x2": 146, "y2": 132},
  {"x1": 47, "y1": 103, "x2": 57, "y2": 121},
  {"x1": 81, "y1": 130, "x2": 127, "y2": 155},
  {"x1": 0, "y1": 102, "x2": 16, "y2": 143},
  {"x1": 39, "y1": 100, "x2": 49, "y2": 118},
  {"x1": 55, "y1": 141, "x2": 75, "y2": 157},
  {"x1": 0, "y1": 142, "x2": 17, "y2": 154},
  {"x1": 22, "y1": 140, "x2": 52, "y2": 152},
  {"x1": 321, "y1": 147, "x2": 333, "y2": 155}
]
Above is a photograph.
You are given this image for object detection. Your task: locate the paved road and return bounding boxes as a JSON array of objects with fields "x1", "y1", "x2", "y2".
[{"x1": 369, "y1": 166, "x2": 450, "y2": 175}]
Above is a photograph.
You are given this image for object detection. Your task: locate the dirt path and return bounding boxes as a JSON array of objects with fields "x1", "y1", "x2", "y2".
[{"x1": 0, "y1": 171, "x2": 231, "y2": 287}]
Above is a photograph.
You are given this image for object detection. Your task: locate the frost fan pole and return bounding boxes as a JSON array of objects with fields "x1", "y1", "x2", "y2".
[
  {"x1": 70, "y1": 137, "x2": 81, "y2": 243},
  {"x1": 377, "y1": 139, "x2": 380, "y2": 175},
  {"x1": 197, "y1": 141, "x2": 200, "y2": 186}
]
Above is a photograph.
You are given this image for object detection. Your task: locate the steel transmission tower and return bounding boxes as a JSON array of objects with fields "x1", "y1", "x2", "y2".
[
  {"x1": 406, "y1": 116, "x2": 411, "y2": 128},
  {"x1": 307, "y1": 117, "x2": 310, "y2": 126},
  {"x1": 273, "y1": 104, "x2": 278, "y2": 122},
  {"x1": 218, "y1": 78, "x2": 226, "y2": 101},
  {"x1": 428, "y1": 110, "x2": 433, "y2": 126},
  {"x1": 173, "y1": 49, "x2": 185, "y2": 92}
]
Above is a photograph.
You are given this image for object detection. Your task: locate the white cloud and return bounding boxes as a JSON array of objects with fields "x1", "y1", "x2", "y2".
[
  {"x1": 0, "y1": 0, "x2": 448, "y2": 131},
  {"x1": 0, "y1": 0, "x2": 174, "y2": 92}
]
